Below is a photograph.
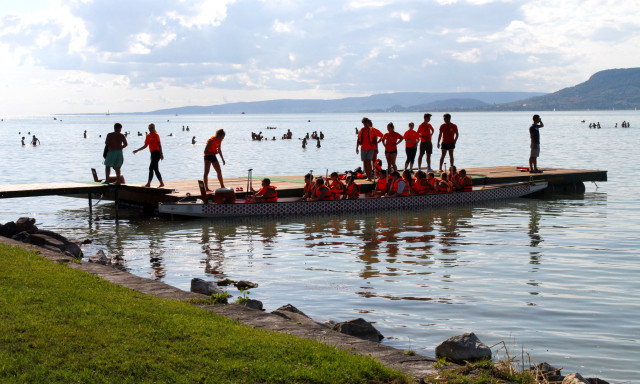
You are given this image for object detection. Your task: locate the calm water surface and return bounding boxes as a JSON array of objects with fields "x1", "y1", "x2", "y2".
[{"x1": 1, "y1": 112, "x2": 638, "y2": 381}]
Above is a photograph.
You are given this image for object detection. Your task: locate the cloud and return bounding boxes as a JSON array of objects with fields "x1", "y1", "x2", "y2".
[{"x1": 0, "y1": 0, "x2": 638, "y2": 114}]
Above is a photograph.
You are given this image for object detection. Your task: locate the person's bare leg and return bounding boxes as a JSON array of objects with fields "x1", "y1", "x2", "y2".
[
  {"x1": 364, "y1": 160, "x2": 373, "y2": 181},
  {"x1": 439, "y1": 150, "x2": 446, "y2": 171},
  {"x1": 104, "y1": 166, "x2": 111, "y2": 183},
  {"x1": 203, "y1": 160, "x2": 212, "y2": 191},
  {"x1": 390, "y1": 153, "x2": 398, "y2": 172},
  {"x1": 417, "y1": 151, "x2": 424, "y2": 170},
  {"x1": 449, "y1": 150, "x2": 454, "y2": 168},
  {"x1": 212, "y1": 162, "x2": 224, "y2": 188},
  {"x1": 427, "y1": 153, "x2": 432, "y2": 170},
  {"x1": 114, "y1": 167, "x2": 122, "y2": 185}
]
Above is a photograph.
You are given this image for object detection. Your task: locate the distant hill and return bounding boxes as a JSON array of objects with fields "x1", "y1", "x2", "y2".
[
  {"x1": 483, "y1": 68, "x2": 640, "y2": 111},
  {"x1": 147, "y1": 92, "x2": 544, "y2": 115}
]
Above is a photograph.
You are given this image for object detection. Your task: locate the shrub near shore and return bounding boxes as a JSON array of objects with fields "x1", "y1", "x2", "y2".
[{"x1": 0, "y1": 243, "x2": 408, "y2": 384}]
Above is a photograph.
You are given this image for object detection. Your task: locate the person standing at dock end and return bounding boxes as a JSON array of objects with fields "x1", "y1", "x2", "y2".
[
  {"x1": 104, "y1": 123, "x2": 128, "y2": 184},
  {"x1": 133, "y1": 123, "x2": 164, "y2": 188},
  {"x1": 529, "y1": 114, "x2": 544, "y2": 173},
  {"x1": 437, "y1": 113, "x2": 458, "y2": 172},
  {"x1": 203, "y1": 129, "x2": 226, "y2": 191}
]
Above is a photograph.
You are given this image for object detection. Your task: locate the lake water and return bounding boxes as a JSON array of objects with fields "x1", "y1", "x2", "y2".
[{"x1": 1, "y1": 111, "x2": 638, "y2": 382}]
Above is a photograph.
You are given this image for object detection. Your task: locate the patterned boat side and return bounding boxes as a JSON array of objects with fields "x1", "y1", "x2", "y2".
[{"x1": 158, "y1": 182, "x2": 547, "y2": 218}]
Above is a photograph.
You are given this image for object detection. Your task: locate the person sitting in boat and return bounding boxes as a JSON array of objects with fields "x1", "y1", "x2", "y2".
[
  {"x1": 344, "y1": 174, "x2": 360, "y2": 199},
  {"x1": 385, "y1": 171, "x2": 409, "y2": 197},
  {"x1": 411, "y1": 171, "x2": 435, "y2": 195},
  {"x1": 402, "y1": 169, "x2": 415, "y2": 195},
  {"x1": 437, "y1": 172, "x2": 453, "y2": 193},
  {"x1": 448, "y1": 165, "x2": 458, "y2": 182},
  {"x1": 453, "y1": 169, "x2": 473, "y2": 191},
  {"x1": 369, "y1": 169, "x2": 390, "y2": 197},
  {"x1": 308, "y1": 178, "x2": 333, "y2": 201},
  {"x1": 302, "y1": 173, "x2": 315, "y2": 200},
  {"x1": 251, "y1": 178, "x2": 278, "y2": 203},
  {"x1": 328, "y1": 172, "x2": 345, "y2": 199}
]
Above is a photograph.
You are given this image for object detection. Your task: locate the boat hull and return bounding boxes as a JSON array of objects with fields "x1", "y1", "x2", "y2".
[{"x1": 158, "y1": 182, "x2": 547, "y2": 218}]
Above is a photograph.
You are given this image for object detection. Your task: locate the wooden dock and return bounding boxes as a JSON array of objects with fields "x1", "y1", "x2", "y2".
[{"x1": 0, "y1": 166, "x2": 607, "y2": 210}]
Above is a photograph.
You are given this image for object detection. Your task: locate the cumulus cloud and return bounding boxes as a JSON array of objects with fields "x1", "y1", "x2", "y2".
[{"x1": 0, "y1": 0, "x2": 638, "y2": 114}]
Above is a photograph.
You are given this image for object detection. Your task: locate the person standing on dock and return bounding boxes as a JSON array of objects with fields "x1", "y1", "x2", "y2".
[
  {"x1": 356, "y1": 117, "x2": 378, "y2": 181},
  {"x1": 437, "y1": 113, "x2": 458, "y2": 172},
  {"x1": 529, "y1": 114, "x2": 544, "y2": 173},
  {"x1": 203, "y1": 129, "x2": 226, "y2": 191},
  {"x1": 133, "y1": 123, "x2": 165, "y2": 188},
  {"x1": 417, "y1": 113, "x2": 434, "y2": 171},
  {"x1": 403, "y1": 122, "x2": 419, "y2": 171},
  {"x1": 104, "y1": 123, "x2": 128, "y2": 184}
]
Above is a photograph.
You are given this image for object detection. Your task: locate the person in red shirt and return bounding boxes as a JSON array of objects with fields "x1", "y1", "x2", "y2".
[
  {"x1": 203, "y1": 129, "x2": 226, "y2": 191},
  {"x1": 382, "y1": 122, "x2": 403, "y2": 173},
  {"x1": 403, "y1": 122, "x2": 419, "y2": 171},
  {"x1": 133, "y1": 123, "x2": 164, "y2": 188},
  {"x1": 356, "y1": 117, "x2": 382, "y2": 181},
  {"x1": 417, "y1": 113, "x2": 434, "y2": 171},
  {"x1": 437, "y1": 113, "x2": 459, "y2": 172}
]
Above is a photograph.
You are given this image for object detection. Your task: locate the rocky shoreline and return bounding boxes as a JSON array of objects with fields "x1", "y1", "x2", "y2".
[{"x1": 0, "y1": 217, "x2": 611, "y2": 384}]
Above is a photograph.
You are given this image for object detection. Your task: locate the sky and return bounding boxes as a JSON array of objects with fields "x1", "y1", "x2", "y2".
[{"x1": 1, "y1": 0, "x2": 638, "y2": 116}]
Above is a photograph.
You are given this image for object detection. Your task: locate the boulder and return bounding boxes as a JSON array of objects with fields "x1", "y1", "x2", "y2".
[
  {"x1": 0, "y1": 221, "x2": 20, "y2": 238},
  {"x1": 216, "y1": 278, "x2": 235, "y2": 286},
  {"x1": 16, "y1": 217, "x2": 37, "y2": 232},
  {"x1": 235, "y1": 280, "x2": 258, "y2": 290},
  {"x1": 563, "y1": 373, "x2": 589, "y2": 384},
  {"x1": 88, "y1": 250, "x2": 121, "y2": 265},
  {"x1": 534, "y1": 362, "x2": 563, "y2": 382},
  {"x1": 243, "y1": 299, "x2": 264, "y2": 311},
  {"x1": 435, "y1": 332, "x2": 492, "y2": 363},
  {"x1": 190, "y1": 278, "x2": 225, "y2": 296},
  {"x1": 11, "y1": 231, "x2": 30, "y2": 242},
  {"x1": 587, "y1": 379, "x2": 609, "y2": 384},
  {"x1": 332, "y1": 318, "x2": 384, "y2": 342},
  {"x1": 32, "y1": 230, "x2": 82, "y2": 258},
  {"x1": 275, "y1": 304, "x2": 309, "y2": 318},
  {"x1": 28, "y1": 233, "x2": 65, "y2": 248}
]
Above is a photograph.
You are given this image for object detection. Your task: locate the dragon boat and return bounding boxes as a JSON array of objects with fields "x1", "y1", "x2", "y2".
[{"x1": 158, "y1": 180, "x2": 547, "y2": 219}]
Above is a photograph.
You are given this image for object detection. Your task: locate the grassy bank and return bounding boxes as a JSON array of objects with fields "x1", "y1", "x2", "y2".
[{"x1": 0, "y1": 244, "x2": 408, "y2": 383}]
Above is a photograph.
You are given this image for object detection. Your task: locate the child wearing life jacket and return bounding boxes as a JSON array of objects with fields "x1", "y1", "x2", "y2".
[
  {"x1": 308, "y1": 178, "x2": 333, "y2": 201},
  {"x1": 386, "y1": 171, "x2": 409, "y2": 197},
  {"x1": 453, "y1": 169, "x2": 473, "y2": 191},
  {"x1": 437, "y1": 172, "x2": 453, "y2": 193},
  {"x1": 402, "y1": 169, "x2": 415, "y2": 195},
  {"x1": 344, "y1": 174, "x2": 360, "y2": 199},
  {"x1": 328, "y1": 172, "x2": 345, "y2": 199},
  {"x1": 411, "y1": 170, "x2": 435, "y2": 195},
  {"x1": 302, "y1": 173, "x2": 314, "y2": 200},
  {"x1": 369, "y1": 169, "x2": 390, "y2": 197},
  {"x1": 251, "y1": 178, "x2": 278, "y2": 203}
]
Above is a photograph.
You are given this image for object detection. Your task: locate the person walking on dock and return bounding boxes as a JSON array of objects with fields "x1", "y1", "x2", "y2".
[
  {"x1": 203, "y1": 129, "x2": 226, "y2": 191},
  {"x1": 104, "y1": 123, "x2": 128, "y2": 184},
  {"x1": 417, "y1": 113, "x2": 434, "y2": 171},
  {"x1": 133, "y1": 123, "x2": 164, "y2": 188},
  {"x1": 529, "y1": 114, "x2": 544, "y2": 173},
  {"x1": 437, "y1": 113, "x2": 458, "y2": 172}
]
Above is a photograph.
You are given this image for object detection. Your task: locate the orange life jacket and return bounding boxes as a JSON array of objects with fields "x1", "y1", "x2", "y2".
[
  {"x1": 258, "y1": 185, "x2": 278, "y2": 202},
  {"x1": 461, "y1": 176, "x2": 473, "y2": 191},
  {"x1": 412, "y1": 179, "x2": 430, "y2": 195},
  {"x1": 374, "y1": 161, "x2": 383, "y2": 177},
  {"x1": 304, "y1": 182, "x2": 313, "y2": 196},
  {"x1": 329, "y1": 180, "x2": 345, "y2": 198},
  {"x1": 345, "y1": 182, "x2": 360, "y2": 199},
  {"x1": 376, "y1": 177, "x2": 389, "y2": 193},
  {"x1": 314, "y1": 185, "x2": 333, "y2": 201},
  {"x1": 392, "y1": 178, "x2": 410, "y2": 196},
  {"x1": 437, "y1": 180, "x2": 451, "y2": 193}
]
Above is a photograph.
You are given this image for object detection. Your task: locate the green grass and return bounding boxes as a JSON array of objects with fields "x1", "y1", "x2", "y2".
[
  {"x1": 421, "y1": 359, "x2": 537, "y2": 384},
  {"x1": 0, "y1": 244, "x2": 408, "y2": 384}
]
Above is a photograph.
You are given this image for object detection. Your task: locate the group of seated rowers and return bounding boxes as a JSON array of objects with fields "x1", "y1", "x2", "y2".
[{"x1": 248, "y1": 167, "x2": 473, "y2": 203}]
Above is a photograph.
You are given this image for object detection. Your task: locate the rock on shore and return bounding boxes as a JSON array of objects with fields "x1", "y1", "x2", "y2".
[{"x1": 0, "y1": 217, "x2": 82, "y2": 259}]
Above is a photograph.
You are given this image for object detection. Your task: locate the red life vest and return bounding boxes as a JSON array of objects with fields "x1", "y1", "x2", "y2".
[
  {"x1": 461, "y1": 176, "x2": 473, "y2": 191},
  {"x1": 329, "y1": 179, "x2": 345, "y2": 198},
  {"x1": 412, "y1": 179, "x2": 430, "y2": 195},
  {"x1": 437, "y1": 181, "x2": 451, "y2": 193},
  {"x1": 304, "y1": 182, "x2": 313, "y2": 196},
  {"x1": 376, "y1": 177, "x2": 389, "y2": 193},
  {"x1": 314, "y1": 185, "x2": 333, "y2": 200},
  {"x1": 345, "y1": 182, "x2": 360, "y2": 199},
  {"x1": 374, "y1": 161, "x2": 383, "y2": 177},
  {"x1": 391, "y1": 178, "x2": 409, "y2": 196},
  {"x1": 258, "y1": 185, "x2": 278, "y2": 202}
]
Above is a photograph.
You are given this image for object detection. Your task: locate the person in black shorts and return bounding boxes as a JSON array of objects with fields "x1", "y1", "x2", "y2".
[{"x1": 203, "y1": 129, "x2": 226, "y2": 191}]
